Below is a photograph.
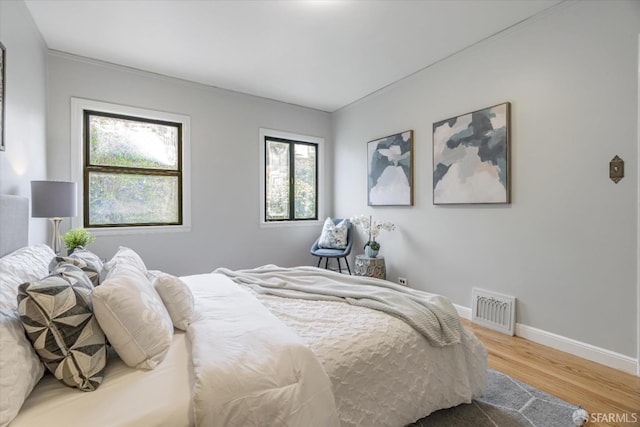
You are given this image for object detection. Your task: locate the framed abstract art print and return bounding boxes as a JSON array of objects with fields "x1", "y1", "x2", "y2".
[
  {"x1": 367, "y1": 130, "x2": 413, "y2": 206},
  {"x1": 432, "y1": 102, "x2": 510, "y2": 204}
]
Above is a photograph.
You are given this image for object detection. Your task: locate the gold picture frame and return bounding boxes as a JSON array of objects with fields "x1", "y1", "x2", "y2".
[
  {"x1": 433, "y1": 102, "x2": 510, "y2": 204},
  {"x1": 367, "y1": 130, "x2": 414, "y2": 206}
]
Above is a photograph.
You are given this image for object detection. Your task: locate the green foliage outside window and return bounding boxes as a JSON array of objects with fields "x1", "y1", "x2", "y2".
[
  {"x1": 89, "y1": 115, "x2": 178, "y2": 170},
  {"x1": 85, "y1": 111, "x2": 182, "y2": 227},
  {"x1": 294, "y1": 144, "x2": 316, "y2": 219},
  {"x1": 88, "y1": 172, "x2": 179, "y2": 225},
  {"x1": 265, "y1": 137, "x2": 317, "y2": 221}
]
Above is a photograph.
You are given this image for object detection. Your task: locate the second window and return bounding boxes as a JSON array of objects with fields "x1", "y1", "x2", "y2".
[{"x1": 264, "y1": 136, "x2": 318, "y2": 222}]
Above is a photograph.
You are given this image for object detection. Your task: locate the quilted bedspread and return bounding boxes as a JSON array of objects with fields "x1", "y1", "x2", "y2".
[
  {"x1": 215, "y1": 265, "x2": 462, "y2": 347},
  {"x1": 237, "y1": 268, "x2": 488, "y2": 427}
]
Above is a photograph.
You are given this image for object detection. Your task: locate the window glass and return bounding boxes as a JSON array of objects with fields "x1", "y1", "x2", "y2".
[
  {"x1": 88, "y1": 113, "x2": 179, "y2": 170},
  {"x1": 266, "y1": 140, "x2": 291, "y2": 221},
  {"x1": 84, "y1": 111, "x2": 182, "y2": 227},
  {"x1": 264, "y1": 137, "x2": 317, "y2": 222},
  {"x1": 88, "y1": 172, "x2": 180, "y2": 225},
  {"x1": 294, "y1": 143, "x2": 316, "y2": 219}
]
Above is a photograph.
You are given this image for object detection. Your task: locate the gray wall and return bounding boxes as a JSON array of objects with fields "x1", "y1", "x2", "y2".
[
  {"x1": 333, "y1": 0, "x2": 639, "y2": 357},
  {"x1": 17, "y1": 0, "x2": 640, "y2": 360},
  {"x1": 47, "y1": 53, "x2": 332, "y2": 275},
  {"x1": 0, "y1": 0, "x2": 48, "y2": 245}
]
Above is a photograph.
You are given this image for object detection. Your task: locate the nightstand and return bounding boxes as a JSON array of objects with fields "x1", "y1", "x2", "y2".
[{"x1": 354, "y1": 255, "x2": 386, "y2": 280}]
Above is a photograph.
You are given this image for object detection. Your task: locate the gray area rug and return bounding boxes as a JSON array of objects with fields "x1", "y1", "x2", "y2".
[{"x1": 409, "y1": 369, "x2": 579, "y2": 427}]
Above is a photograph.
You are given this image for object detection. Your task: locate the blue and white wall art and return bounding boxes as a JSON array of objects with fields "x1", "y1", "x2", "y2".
[
  {"x1": 367, "y1": 130, "x2": 413, "y2": 206},
  {"x1": 432, "y1": 102, "x2": 510, "y2": 204}
]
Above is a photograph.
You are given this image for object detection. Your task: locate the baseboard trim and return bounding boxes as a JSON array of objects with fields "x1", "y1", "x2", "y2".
[
  {"x1": 453, "y1": 304, "x2": 638, "y2": 376},
  {"x1": 454, "y1": 304, "x2": 472, "y2": 320}
]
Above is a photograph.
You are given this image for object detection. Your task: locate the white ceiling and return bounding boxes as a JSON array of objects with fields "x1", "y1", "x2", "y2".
[{"x1": 25, "y1": 0, "x2": 563, "y2": 112}]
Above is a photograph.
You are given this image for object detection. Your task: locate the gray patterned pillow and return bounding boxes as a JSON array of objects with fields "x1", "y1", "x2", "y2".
[
  {"x1": 49, "y1": 247, "x2": 103, "y2": 286},
  {"x1": 17, "y1": 264, "x2": 108, "y2": 391}
]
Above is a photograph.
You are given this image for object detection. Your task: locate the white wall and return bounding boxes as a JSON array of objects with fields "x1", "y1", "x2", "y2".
[
  {"x1": 333, "y1": 0, "x2": 639, "y2": 358},
  {"x1": 47, "y1": 53, "x2": 332, "y2": 275},
  {"x1": 22, "y1": 0, "x2": 640, "y2": 363},
  {"x1": 0, "y1": 0, "x2": 48, "y2": 245}
]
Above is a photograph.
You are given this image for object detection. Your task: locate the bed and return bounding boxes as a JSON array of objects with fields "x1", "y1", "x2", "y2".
[{"x1": 0, "y1": 194, "x2": 487, "y2": 427}]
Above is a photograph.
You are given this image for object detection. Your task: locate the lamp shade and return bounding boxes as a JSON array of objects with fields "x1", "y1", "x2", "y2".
[{"x1": 31, "y1": 181, "x2": 78, "y2": 218}]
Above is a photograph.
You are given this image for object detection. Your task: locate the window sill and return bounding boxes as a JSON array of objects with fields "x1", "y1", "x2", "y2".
[
  {"x1": 86, "y1": 224, "x2": 191, "y2": 236},
  {"x1": 259, "y1": 219, "x2": 322, "y2": 229}
]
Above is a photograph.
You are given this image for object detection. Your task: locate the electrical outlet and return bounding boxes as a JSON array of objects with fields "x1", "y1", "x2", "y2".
[{"x1": 398, "y1": 277, "x2": 407, "y2": 286}]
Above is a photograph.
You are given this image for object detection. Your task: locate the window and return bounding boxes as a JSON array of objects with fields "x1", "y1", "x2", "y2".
[
  {"x1": 260, "y1": 129, "x2": 324, "y2": 225},
  {"x1": 71, "y1": 98, "x2": 191, "y2": 233}
]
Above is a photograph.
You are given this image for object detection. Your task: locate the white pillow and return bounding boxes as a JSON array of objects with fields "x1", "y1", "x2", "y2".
[
  {"x1": 148, "y1": 270, "x2": 195, "y2": 331},
  {"x1": 0, "y1": 244, "x2": 53, "y2": 426},
  {"x1": 0, "y1": 244, "x2": 54, "y2": 301},
  {"x1": 318, "y1": 217, "x2": 348, "y2": 249},
  {"x1": 101, "y1": 246, "x2": 147, "y2": 281},
  {"x1": 93, "y1": 263, "x2": 173, "y2": 369}
]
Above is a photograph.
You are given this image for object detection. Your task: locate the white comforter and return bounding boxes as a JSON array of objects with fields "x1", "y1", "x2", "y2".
[
  {"x1": 187, "y1": 270, "x2": 486, "y2": 427},
  {"x1": 250, "y1": 283, "x2": 487, "y2": 426},
  {"x1": 12, "y1": 271, "x2": 485, "y2": 427},
  {"x1": 185, "y1": 274, "x2": 339, "y2": 427}
]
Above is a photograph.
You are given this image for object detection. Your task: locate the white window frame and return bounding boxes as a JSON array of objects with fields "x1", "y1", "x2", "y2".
[
  {"x1": 70, "y1": 97, "x2": 191, "y2": 235},
  {"x1": 259, "y1": 128, "x2": 324, "y2": 228}
]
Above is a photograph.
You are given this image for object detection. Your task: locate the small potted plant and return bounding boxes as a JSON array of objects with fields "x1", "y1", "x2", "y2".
[{"x1": 61, "y1": 228, "x2": 95, "y2": 255}]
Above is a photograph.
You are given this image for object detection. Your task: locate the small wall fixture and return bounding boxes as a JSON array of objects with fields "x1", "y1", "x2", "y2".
[{"x1": 609, "y1": 155, "x2": 624, "y2": 184}]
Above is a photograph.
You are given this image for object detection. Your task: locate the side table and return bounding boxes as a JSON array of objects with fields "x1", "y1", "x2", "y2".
[{"x1": 354, "y1": 255, "x2": 386, "y2": 280}]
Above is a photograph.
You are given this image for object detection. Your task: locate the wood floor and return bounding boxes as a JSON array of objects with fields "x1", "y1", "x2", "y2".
[{"x1": 462, "y1": 319, "x2": 640, "y2": 426}]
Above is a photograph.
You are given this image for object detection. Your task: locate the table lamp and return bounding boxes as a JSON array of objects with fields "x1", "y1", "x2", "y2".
[{"x1": 31, "y1": 180, "x2": 78, "y2": 254}]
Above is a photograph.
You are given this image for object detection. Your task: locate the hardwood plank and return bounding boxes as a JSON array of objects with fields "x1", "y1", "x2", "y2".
[{"x1": 461, "y1": 319, "x2": 640, "y2": 427}]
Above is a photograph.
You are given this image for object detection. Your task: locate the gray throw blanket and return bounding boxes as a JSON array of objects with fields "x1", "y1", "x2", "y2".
[{"x1": 214, "y1": 265, "x2": 461, "y2": 347}]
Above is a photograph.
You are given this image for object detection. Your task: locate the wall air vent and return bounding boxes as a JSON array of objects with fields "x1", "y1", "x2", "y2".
[{"x1": 471, "y1": 288, "x2": 516, "y2": 336}]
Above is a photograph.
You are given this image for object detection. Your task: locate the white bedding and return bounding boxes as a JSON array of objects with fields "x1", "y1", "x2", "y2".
[
  {"x1": 9, "y1": 271, "x2": 487, "y2": 427},
  {"x1": 216, "y1": 265, "x2": 463, "y2": 347},
  {"x1": 186, "y1": 273, "x2": 339, "y2": 427},
  {"x1": 252, "y1": 288, "x2": 487, "y2": 426},
  {"x1": 11, "y1": 332, "x2": 194, "y2": 427}
]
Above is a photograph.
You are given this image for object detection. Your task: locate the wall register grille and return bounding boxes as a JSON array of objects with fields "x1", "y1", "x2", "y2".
[{"x1": 471, "y1": 288, "x2": 516, "y2": 336}]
